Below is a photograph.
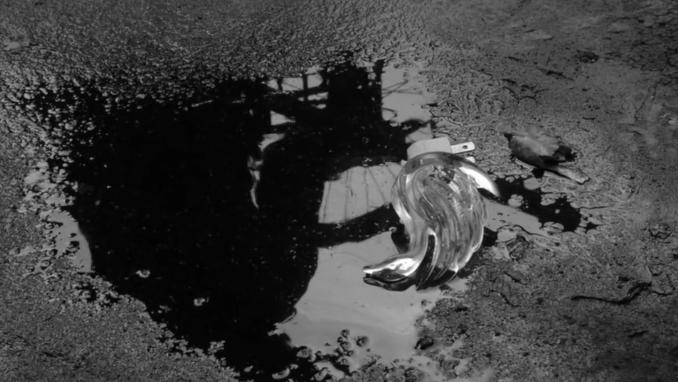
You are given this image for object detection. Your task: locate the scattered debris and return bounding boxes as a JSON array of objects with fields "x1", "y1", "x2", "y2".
[{"x1": 503, "y1": 126, "x2": 590, "y2": 184}]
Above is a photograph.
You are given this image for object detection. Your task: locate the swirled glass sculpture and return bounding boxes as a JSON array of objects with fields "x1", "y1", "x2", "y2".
[{"x1": 363, "y1": 152, "x2": 499, "y2": 291}]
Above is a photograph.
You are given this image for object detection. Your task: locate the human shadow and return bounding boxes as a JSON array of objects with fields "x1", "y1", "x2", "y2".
[{"x1": 33, "y1": 57, "x2": 422, "y2": 379}]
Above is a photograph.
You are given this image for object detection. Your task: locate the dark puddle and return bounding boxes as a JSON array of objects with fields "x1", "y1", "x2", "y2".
[
  {"x1": 24, "y1": 55, "x2": 598, "y2": 381},
  {"x1": 26, "y1": 58, "x2": 445, "y2": 381}
]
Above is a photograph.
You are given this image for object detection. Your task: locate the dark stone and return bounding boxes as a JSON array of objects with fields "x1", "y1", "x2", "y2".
[{"x1": 415, "y1": 336, "x2": 435, "y2": 350}]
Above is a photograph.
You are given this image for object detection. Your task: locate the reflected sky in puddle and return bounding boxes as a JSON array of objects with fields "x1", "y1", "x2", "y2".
[
  {"x1": 22, "y1": 162, "x2": 93, "y2": 273},
  {"x1": 261, "y1": 62, "x2": 458, "y2": 379},
  {"x1": 277, "y1": 232, "x2": 457, "y2": 372},
  {"x1": 45, "y1": 209, "x2": 93, "y2": 272}
]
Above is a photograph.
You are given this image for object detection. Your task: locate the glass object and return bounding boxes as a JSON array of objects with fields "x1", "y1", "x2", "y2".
[{"x1": 363, "y1": 152, "x2": 499, "y2": 291}]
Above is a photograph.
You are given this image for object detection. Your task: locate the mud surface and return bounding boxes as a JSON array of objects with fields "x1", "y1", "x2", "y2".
[{"x1": 2, "y1": 0, "x2": 678, "y2": 382}]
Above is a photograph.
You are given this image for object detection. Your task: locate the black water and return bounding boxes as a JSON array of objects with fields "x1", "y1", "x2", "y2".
[{"x1": 24, "y1": 56, "x2": 597, "y2": 381}]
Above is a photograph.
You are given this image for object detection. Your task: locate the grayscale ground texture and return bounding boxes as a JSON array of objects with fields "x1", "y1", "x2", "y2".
[{"x1": 1, "y1": 0, "x2": 677, "y2": 381}]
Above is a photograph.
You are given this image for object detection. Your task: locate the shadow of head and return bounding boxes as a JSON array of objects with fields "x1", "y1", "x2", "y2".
[{"x1": 32, "y1": 59, "x2": 412, "y2": 374}]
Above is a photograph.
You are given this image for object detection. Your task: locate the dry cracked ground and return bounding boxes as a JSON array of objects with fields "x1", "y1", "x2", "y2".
[{"x1": 1, "y1": 0, "x2": 677, "y2": 381}]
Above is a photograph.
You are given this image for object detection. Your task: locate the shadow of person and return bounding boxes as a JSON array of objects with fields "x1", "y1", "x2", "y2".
[{"x1": 34, "y1": 58, "x2": 421, "y2": 379}]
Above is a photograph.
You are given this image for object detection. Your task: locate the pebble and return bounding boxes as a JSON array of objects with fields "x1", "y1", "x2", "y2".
[{"x1": 415, "y1": 336, "x2": 435, "y2": 350}]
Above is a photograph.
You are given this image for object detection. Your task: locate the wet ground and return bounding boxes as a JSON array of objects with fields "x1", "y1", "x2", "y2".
[{"x1": 2, "y1": 1, "x2": 678, "y2": 381}]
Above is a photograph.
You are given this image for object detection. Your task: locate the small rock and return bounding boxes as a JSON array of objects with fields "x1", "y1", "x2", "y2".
[
  {"x1": 193, "y1": 297, "x2": 207, "y2": 306},
  {"x1": 415, "y1": 336, "x2": 435, "y2": 350},
  {"x1": 296, "y1": 347, "x2": 315, "y2": 360},
  {"x1": 438, "y1": 358, "x2": 460, "y2": 374},
  {"x1": 355, "y1": 335, "x2": 369, "y2": 347},
  {"x1": 507, "y1": 234, "x2": 530, "y2": 260},
  {"x1": 271, "y1": 368, "x2": 290, "y2": 380},
  {"x1": 136, "y1": 269, "x2": 151, "y2": 278},
  {"x1": 649, "y1": 222, "x2": 672, "y2": 239},
  {"x1": 405, "y1": 367, "x2": 423, "y2": 382}
]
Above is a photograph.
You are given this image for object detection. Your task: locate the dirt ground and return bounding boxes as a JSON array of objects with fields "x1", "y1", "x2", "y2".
[
  {"x1": 416, "y1": 1, "x2": 678, "y2": 381},
  {"x1": 1, "y1": 0, "x2": 677, "y2": 381}
]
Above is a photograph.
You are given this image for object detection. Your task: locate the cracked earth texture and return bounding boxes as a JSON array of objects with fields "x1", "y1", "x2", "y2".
[{"x1": 2, "y1": 0, "x2": 678, "y2": 381}]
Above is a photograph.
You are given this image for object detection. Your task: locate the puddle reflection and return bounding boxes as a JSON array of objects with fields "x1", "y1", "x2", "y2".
[
  {"x1": 24, "y1": 54, "x2": 598, "y2": 382},
  {"x1": 26, "y1": 56, "x2": 441, "y2": 381}
]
